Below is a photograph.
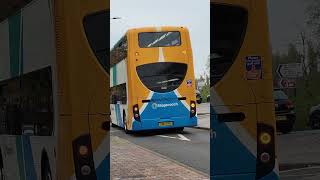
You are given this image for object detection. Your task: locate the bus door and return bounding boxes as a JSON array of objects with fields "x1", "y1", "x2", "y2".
[{"x1": 211, "y1": 3, "x2": 258, "y2": 178}]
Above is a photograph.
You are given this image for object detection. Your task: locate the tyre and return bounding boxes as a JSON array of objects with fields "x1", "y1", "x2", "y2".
[
  {"x1": 196, "y1": 99, "x2": 202, "y2": 104},
  {"x1": 279, "y1": 121, "x2": 294, "y2": 134},
  {"x1": 0, "y1": 169, "x2": 3, "y2": 180},
  {"x1": 111, "y1": 123, "x2": 117, "y2": 127},
  {"x1": 0, "y1": 148, "x2": 4, "y2": 180},
  {"x1": 310, "y1": 111, "x2": 320, "y2": 129},
  {"x1": 279, "y1": 126, "x2": 292, "y2": 134},
  {"x1": 175, "y1": 127, "x2": 184, "y2": 133},
  {"x1": 41, "y1": 151, "x2": 52, "y2": 180},
  {"x1": 123, "y1": 111, "x2": 131, "y2": 134}
]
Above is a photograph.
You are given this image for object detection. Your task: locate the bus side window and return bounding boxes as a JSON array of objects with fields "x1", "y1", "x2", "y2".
[{"x1": 110, "y1": 83, "x2": 127, "y2": 105}]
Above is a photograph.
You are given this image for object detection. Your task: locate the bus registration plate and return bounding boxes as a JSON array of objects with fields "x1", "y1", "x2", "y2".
[{"x1": 159, "y1": 122, "x2": 173, "y2": 127}]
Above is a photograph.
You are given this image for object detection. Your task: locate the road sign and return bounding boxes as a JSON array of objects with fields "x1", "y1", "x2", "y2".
[
  {"x1": 279, "y1": 79, "x2": 296, "y2": 88},
  {"x1": 277, "y1": 63, "x2": 303, "y2": 78}
]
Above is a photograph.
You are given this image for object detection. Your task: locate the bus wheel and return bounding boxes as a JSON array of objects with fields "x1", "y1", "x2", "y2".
[
  {"x1": 41, "y1": 150, "x2": 52, "y2": 180},
  {"x1": 123, "y1": 111, "x2": 131, "y2": 134},
  {"x1": 175, "y1": 127, "x2": 184, "y2": 133},
  {"x1": 0, "y1": 148, "x2": 4, "y2": 180}
]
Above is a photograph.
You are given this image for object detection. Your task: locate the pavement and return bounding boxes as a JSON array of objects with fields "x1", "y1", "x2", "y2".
[
  {"x1": 111, "y1": 135, "x2": 209, "y2": 180},
  {"x1": 111, "y1": 127, "x2": 210, "y2": 175}
]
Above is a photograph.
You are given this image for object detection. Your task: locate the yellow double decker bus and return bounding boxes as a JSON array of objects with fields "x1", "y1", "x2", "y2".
[
  {"x1": 0, "y1": 0, "x2": 109, "y2": 179},
  {"x1": 210, "y1": 0, "x2": 279, "y2": 179},
  {"x1": 110, "y1": 26, "x2": 198, "y2": 133}
]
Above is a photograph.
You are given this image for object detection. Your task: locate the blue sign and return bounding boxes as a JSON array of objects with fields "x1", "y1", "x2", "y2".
[{"x1": 245, "y1": 56, "x2": 262, "y2": 80}]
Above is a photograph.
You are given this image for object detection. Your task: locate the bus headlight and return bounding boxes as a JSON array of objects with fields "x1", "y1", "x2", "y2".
[
  {"x1": 259, "y1": 132, "x2": 271, "y2": 145},
  {"x1": 256, "y1": 123, "x2": 276, "y2": 179},
  {"x1": 190, "y1": 101, "x2": 196, "y2": 117}
]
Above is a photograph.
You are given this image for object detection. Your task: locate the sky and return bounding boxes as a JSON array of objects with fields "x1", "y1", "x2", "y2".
[
  {"x1": 110, "y1": 0, "x2": 210, "y2": 78},
  {"x1": 268, "y1": 0, "x2": 310, "y2": 53},
  {"x1": 110, "y1": 0, "x2": 311, "y2": 77}
]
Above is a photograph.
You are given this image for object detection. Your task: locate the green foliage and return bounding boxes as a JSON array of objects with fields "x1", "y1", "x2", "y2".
[{"x1": 306, "y1": 0, "x2": 320, "y2": 50}]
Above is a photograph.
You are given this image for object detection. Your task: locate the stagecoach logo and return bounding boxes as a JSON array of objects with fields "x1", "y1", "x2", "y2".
[
  {"x1": 152, "y1": 102, "x2": 179, "y2": 109},
  {"x1": 186, "y1": 79, "x2": 192, "y2": 87},
  {"x1": 245, "y1": 56, "x2": 263, "y2": 80},
  {"x1": 152, "y1": 103, "x2": 158, "y2": 109}
]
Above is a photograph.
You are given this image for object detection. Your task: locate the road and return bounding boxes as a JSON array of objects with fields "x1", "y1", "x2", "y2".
[
  {"x1": 111, "y1": 127, "x2": 210, "y2": 175},
  {"x1": 111, "y1": 102, "x2": 320, "y2": 178},
  {"x1": 278, "y1": 130, "x2": 320, "y2": 179}
]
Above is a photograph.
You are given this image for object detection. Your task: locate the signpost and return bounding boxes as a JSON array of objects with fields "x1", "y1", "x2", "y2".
[
  {"x1": 276, "y1": 63, "x2": 303, "y2": 78},
  {"x1": 278, "y1": 79, "x2": 296, "y2": 89}
]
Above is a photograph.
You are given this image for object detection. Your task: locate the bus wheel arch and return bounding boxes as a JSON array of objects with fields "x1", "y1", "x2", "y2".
[{"x1": 41, "y1": 149, "x2": 52, "y2": 180}]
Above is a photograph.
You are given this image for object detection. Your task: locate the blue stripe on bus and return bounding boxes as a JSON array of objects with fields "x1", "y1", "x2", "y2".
[
  {"x1": 16, "y1": 136, "x2": 25, "y2": 180},
  {"x1": 96, "y1": 154, "x2": 110, "y2": 180},
  {"x1": 22, "y1": 136, "x2": 37, "y2": 180},
  {"x1": 210, "y1": 105, "x2": 256, "y2": 178},
  {"x1": 132, "y1": 91, "x2": 197, "y2": 130}
]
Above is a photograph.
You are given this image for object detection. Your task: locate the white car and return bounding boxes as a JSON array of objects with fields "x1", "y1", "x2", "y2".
[{"x1": 309, "y1": 104, "x2": 320, "y2": 129}]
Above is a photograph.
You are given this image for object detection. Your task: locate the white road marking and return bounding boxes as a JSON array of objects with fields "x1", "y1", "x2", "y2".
[
  {"x1": 157, "y1": 134, "x2": 191, "y2": 141},
  {"x1": 280, "y1": 166, "x2": 320, "y2": 173},
  {"x1": 177, "y1": 134, "x2": 191, "y2": 141}
]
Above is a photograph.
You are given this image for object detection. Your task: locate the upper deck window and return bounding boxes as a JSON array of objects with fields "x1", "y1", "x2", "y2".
[
  {"x1": 83, "y1": 10, "x2": 109, "y2": 72},
  {"x1": 211, "y1": 4, "x2": 248, "y2": 86},
  {"x1": 138, "y1": 31, "x2": 181, "y2": 48}
]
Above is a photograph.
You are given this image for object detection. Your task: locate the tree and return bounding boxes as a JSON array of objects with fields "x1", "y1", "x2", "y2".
[{"x1": 306, "y1": 0, "x2": 320, "y2": 50}]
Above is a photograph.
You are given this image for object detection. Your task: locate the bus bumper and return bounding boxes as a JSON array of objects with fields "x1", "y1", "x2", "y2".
[{"x1": 131, "y1": 116, "x2": 197, "y2": 131}]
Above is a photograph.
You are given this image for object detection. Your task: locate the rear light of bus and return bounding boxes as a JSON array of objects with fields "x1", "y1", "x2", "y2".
[
  {"x1": 72, "y1": 134, "x2": 97, "y2": 180},
  {"x1": 256, "y1": 123, "x2": 276, "y2": 179},
  {"x1": 133, "y1": 104, "x2": 141, "y2": 121},
  {"x1": 190, "y1": 101, "x2": 196, "y2": 117}
]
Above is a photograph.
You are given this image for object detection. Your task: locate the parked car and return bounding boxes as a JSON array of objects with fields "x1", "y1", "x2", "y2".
[
  {"x1": 196, "y1": 90, "x2": 202, "y2": 104},
  {"x1": 206, "y1": 95, "x2": 210, "y2": 102},
  {"x1": 309, "y1": 104, "x2": 320, "y2": 129},
  {"x1": 273, "y1": 88, "x2": 296, "y2": 134}
]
